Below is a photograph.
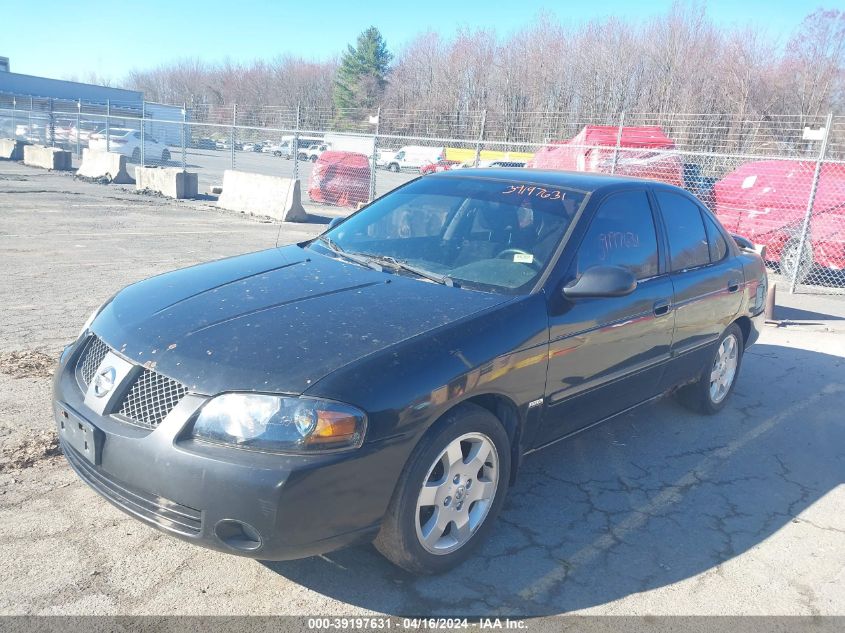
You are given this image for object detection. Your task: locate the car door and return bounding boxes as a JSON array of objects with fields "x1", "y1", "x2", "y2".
[
  {"x1": 653, "y1": 190, "x2": 744, "y2": 385},
  {"x1": 536, "y1": 189, "x2": 675, "y2": 447}
]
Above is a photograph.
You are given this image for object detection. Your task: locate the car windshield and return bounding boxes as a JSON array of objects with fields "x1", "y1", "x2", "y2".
[{"x1": 316, "y1": 177, "x2": 587, "y2": 294}]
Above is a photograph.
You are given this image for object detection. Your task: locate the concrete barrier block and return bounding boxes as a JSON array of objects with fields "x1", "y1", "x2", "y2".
[
  {"x1": 0, "y1": 138, "x2": 27, "y2": 161},
  {"x1": 77, "y1": 149, "x2": 134, "y2": 184},
  {"x1": 135, "y1": 166, "x2": 198, "y2": 199},
  {"x1": 23, "y1": 145, "x2": 72, "y2": 170},
  {"x1": 217, "y1": 170, "x2": 308, "y2": 222}
]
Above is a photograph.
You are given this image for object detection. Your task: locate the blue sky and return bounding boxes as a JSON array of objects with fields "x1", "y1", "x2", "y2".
[{"x1": 2, "y1": 0, "x2": 838, "y2": 82}]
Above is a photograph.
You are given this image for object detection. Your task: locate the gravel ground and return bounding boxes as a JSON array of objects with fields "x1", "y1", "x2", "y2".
[{"x1": 0, "y1": 160, "x2": 843, "y2": 617}]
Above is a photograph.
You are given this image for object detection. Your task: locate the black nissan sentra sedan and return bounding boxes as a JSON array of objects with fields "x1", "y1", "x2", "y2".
[{"x1": 54, "y1": 169, "x2": 767, "y2": 574}]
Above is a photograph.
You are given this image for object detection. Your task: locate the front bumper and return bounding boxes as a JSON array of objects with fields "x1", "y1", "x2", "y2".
[{"x1": 53, "y1": 337, "x2": 403, "y2": 560}]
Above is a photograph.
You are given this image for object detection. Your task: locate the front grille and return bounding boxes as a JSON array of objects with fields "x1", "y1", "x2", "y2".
[
  {"x1": 118, "y1": 368, "x2": 188, "y2": 429},
  {"x1": 63, "y1": 441, "x2": 202, "y2": 536},
  {"x1": 79, "y1": 336, "x2": 109, "y2": 385}
]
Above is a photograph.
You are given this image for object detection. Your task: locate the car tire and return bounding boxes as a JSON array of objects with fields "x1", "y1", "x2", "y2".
[
  {"x1": 779, "y1": 238, "x2": 813, "y2": 285},
  {"x1": 310, "y1": 155, "x2": 318, "y2": 163},
  {"x1": 131, "y1": 148, "x2": 140, "y2": 162},
  {"x1": 677, "y1": 323, "x2": 744, "y2": 415},
  {"x1": 374, "y1": 403, "x2": 511, "y2": 575},
  {"x1": 161, "y1": 149, "x2": 171, "y2": 163},
  {"x1": 389, "y1": 163, "x2": 400, "y2": 173}
]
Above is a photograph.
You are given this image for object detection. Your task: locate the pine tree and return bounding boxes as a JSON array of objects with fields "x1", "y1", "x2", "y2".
[{"x1": 333, "y1": 27, "x2": 392, "y2": 115}]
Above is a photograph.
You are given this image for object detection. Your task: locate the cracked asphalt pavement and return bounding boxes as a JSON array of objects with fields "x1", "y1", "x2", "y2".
[{"x1": 0, "y1": 161, "x2": 843, "y2": 616}]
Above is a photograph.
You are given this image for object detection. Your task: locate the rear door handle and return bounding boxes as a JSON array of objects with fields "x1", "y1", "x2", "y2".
[
  {"x1": 728, "y1": 279, "x2": 740, "y2": 293},
  {"x1": 653, "y1": 299, "x2": 671, "y2": 316}
]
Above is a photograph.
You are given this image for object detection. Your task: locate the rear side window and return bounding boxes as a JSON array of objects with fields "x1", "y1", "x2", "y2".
[
  {"x1": 574, "y1": 190, "x2": 659, "y2": 280},
  {"x1": 657, "y1": 192, "x2": 710, "y2": 271},
  {"x1": 703, "y1": 213, "x2": 728, "y2": 262}
]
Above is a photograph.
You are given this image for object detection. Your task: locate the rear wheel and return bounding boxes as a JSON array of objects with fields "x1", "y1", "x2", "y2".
[
  {"x1": 389, "y1": 163, "x2": 400, "y2": 172},
  {"x1": 161, "y1": 149, "x2": 171, "y2": 163},
  {"x1": 677, "y1": 323, "x2": 743, "y2": 414},
  {"x1": 374, "y1": 403, "x2": 510, "y2": 574},
  {"x1": 780, "y1": 238, "x2": 813, "y2": 285}
]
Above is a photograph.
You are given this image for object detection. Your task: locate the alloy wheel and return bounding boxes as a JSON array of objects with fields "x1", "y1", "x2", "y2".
[
  {"x1": 415, "y1": 432, "x2": 499, "y2": 555},
  {"x1": 781, "y1": 239, "x2": 813, "y2": 285},
  {"x1": 709, "y1": 334, "x2": 739, "y2": 404}
]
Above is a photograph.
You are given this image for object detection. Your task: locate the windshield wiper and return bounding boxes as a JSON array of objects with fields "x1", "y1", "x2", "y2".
[
  {"x1": 316, "y1": 237, "x2": 454, "y2": 285},
  {"x1": 366, "y1": 255, "x2": 458, "y2": 287},
  {"x1": 316, "y1": 235, "x2": 383, "y2": 272}
]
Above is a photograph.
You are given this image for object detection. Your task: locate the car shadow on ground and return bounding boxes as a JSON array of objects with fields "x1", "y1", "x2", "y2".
[{"x1": 263, "y1": 342, "x2": 844, "y2": 616}]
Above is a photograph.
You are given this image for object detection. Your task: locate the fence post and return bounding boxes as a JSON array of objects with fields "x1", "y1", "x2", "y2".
[
  {"x1": 11, "y1": 97, "x2": 15, "y2": 141},
  {"x1": 140, "y1": 101, "x2": 146, "y2": 166},
  {"x1": 48, "y1": 98, "x2": 55, "y2": 147},
  {"x1": 181, "y1": 103, "x2": 187, "y2": 170},
  {"x1": 105, "y1": 99, "x2": 111, "y2": 152},
  {"x1": 292, "y1": 103, "x2": 301, "y2": 184},
  {"x1": 790, "y1": 112, "x2": 833, "y2": 293},
  {"x1": 76, "y1": 100, "x2": 81, "y2": 157},
  {"x1": 369, "y1": 106, "x2": 381, "y2": 202},
  {"x1": 473, "y1": 109, "x2": 487, "y2": 168},
  {"x1": 231, "y1": 103, "x2": 237, "y2": 169},
  {"x1": 611, "y1": 111, "x2": 625, "y2": 174},
  {"x1": 28, "y1": 97, "x2": 32, "y2": 142}
]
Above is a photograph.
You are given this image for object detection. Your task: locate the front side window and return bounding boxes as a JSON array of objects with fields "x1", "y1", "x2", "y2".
[
  {"x1": 319, "y1": 178, "x2": 587, "y2": 294},
  {"x1": 657, "y1": 191, "x2": 711, "y2": 271},
  {"x1": 573, "y1": 190, "x2": 659, "y2": 280}
]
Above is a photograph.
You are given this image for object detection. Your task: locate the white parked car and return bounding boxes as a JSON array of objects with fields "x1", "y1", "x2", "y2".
[
  {"x1": 89, "y1": 128, "x2": 171, "y2": 163},
  {"x1": 297, "y1": 143, "x2": 329, "y2": 162},
  {"x1": 376, "y1": 149, "x2": 397, "y2": 168}
]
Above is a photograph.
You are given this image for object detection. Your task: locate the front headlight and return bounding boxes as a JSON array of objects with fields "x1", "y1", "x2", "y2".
[{"x1": 192, "y1": 393, "x2": 366, "y2": 453}]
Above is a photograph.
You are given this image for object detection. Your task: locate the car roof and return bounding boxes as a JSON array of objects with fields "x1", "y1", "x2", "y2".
[{"x1": 430, "y1": 167, "x2": 687, "y2": 195}]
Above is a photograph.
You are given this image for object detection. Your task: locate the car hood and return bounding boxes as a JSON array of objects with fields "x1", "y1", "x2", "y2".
[{"x1": 91, "y1": 245, "x2": 511, "y2": 396}]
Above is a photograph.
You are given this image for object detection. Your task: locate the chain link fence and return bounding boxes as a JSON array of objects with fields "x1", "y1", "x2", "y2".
[{"x1": 1, "y1": 91, "x2": 843, "y2": 294}]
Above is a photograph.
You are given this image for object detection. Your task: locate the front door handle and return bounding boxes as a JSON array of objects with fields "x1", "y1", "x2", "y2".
[
  {"x1": 728, "y1": 279, "x2": 740, "y2": 293},
  {"x1": 653, "y1": 299, "x2": 671, "y2": 316}
]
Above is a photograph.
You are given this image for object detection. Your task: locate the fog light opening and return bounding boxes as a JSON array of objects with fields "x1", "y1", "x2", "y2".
[{"x1": 214, "y1": 519, "x2": 263, "y2": 552}]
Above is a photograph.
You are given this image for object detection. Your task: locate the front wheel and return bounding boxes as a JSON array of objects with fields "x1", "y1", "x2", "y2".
[
  {"x1": 780, "y1": 238, "x2": 813, "y2": 285},
  {"x1": 374, "y1": 403, "x2": 510, "y2": 574},
  {"x1": 388, "y1": 163, "x2": 400, "y2": 172},
  {"x1": 677, "y1": 323, "x2": 744, "y2": 414}
]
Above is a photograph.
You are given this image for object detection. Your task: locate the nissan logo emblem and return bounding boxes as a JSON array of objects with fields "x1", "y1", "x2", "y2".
[{"x1": 93, "y1": 366, "x2": 117, "y2": 398}]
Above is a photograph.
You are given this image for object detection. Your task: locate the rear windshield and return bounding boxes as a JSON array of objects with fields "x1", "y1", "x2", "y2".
[{"x1": 321, "y1": 177, "x2": 587, "y2": 294}]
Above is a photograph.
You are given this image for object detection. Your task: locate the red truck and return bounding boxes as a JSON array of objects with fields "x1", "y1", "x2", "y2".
[
  {"x1": 527, "y1": 125, "x2": 685, "y2": 188},
  {"x1": 713, "y1": 160, "x2": 845, "y2": 283}
]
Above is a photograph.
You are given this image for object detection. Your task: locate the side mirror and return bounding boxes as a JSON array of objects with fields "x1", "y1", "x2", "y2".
[
  {"x1": 563, "y1": 265, "x2": 637, "y2": 299},
  {"x1": 327, "y1": 217, "x2": 343, "y2": 230}
]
